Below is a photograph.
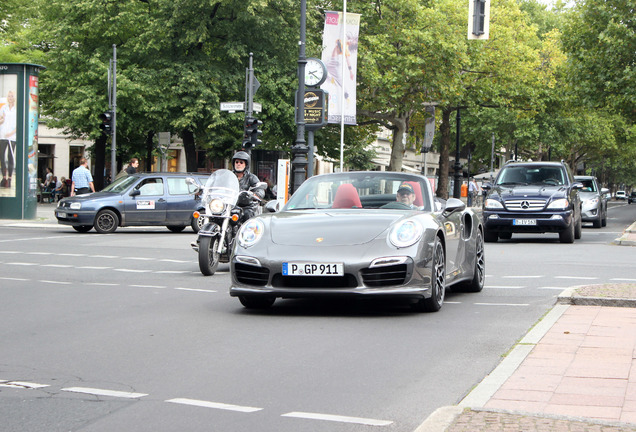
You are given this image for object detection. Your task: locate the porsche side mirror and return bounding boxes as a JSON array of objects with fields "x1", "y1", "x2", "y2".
[{"x1": 444, "y1": 198, "x2": 466, "y2": 215}]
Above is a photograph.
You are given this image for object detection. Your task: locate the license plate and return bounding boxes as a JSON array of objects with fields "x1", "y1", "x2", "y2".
[
  {"x1": 57, "y1": 212, "x2": 66, "y2": 218},
  {"x1": 282, "y1": 262, "x2": 344, "y2": 276},
  {"x1": 513, "y1": 219, "x2": 537, "y2": 226}
]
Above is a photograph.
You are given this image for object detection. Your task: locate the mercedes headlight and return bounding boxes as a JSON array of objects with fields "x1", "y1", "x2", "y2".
[
  {"x1": 547, "y1": 198, "x2": 569, "y2": 210},
  {"x1": 238, "y1": 218, "x2": 264, "y2": 248},
  {"x1": 484, "y1": 199, "x2": 504, "y2": 209},
  {"x1": 208, "y1": 199, "x2": 225, "y2": 214},
  {"x1": 389, "y1": 220, "x2": 423, "y2": 248}
]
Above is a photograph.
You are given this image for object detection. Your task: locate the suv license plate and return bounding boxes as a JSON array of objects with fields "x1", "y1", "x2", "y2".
[
  {"x1": 283, "y1": 262, "x2": 344, "y2": 276},
  {"x1": 514, "y1": 219, "x2": 537, "y2": 226}
]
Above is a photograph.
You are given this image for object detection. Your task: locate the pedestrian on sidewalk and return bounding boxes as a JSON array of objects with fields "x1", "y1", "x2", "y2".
[
  {"x1": 468, "y1": 177, "x2": 481, "y2": 207},
  {"x1": 70, "y1": 158, "x2": 95, "y2": 196},
  {"x1": 125, "y1": 157, "x2": 139, "y2": 175}
]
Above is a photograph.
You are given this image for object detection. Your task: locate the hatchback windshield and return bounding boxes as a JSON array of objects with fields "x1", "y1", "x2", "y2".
[{"x1": 101, "y1": 175, "x2": 138, "y2": 193}]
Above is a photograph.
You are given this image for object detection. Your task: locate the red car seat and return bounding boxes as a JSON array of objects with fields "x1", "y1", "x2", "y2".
[{"x1": 332, "y1": 183, "x2": 362, "y2": 208}]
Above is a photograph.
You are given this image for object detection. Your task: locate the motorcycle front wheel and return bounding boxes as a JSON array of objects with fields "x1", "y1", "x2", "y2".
[{"x1": 198, "y1": 235, "x2": 220, "y2": 276}]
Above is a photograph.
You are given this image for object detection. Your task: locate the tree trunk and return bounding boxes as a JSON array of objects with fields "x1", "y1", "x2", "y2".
[
  {"x1": 437, "y1": 107, "x2": 452, "y2": 199},
  {"x1": 388, "y1": 116, "x2": 408, "y2": 172},
  {"x1": 92, "y1": 134, "x2": 107, "y2": 191},
  {"x1": 145, "y1": 131, "x2": 155, "y2": 172},
  {"x1": 182, "y1": 129, "x2": 197, "y2": 172}
]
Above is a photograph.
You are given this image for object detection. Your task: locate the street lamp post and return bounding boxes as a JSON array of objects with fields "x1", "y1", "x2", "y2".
[{"x1": 292, "y1": 0, "x2": 308, "y2": 193}]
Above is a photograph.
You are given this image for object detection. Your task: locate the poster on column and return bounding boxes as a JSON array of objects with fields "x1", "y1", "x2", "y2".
[
  {"x1": 27, "y1": 75, "x2": 39, "y2": 197},
  {"x1": 320, "y1": 11, "x2": 360, "y2": 125},
  {"x1": 0, "y1": 74, "x2": 18, "y2": 197}
]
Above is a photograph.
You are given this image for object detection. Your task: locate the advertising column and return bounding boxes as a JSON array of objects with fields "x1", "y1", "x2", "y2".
[{"x1": 0, "y1": 63, "x2": 44, "y2": 219}]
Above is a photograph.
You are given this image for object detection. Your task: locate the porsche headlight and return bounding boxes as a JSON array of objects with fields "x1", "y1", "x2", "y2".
[
  {"x1": 484, "y1": 199, "x2": 504, "y2": 209},
  {"x1": 547, "y1": 198, "x2": 569, "y2": 210},
  {"x1": 70, "y1": 202, "x2": 81, "y2": 210},
  {"x1": 208, "y1": 198, "x2": 225, "y2": 214},
  {"x1": 389, "y1": 220, "x2": 423, "y2": 248},
  {"x1": 238, "y1": 218, "x2": 264, "y2": 248}
]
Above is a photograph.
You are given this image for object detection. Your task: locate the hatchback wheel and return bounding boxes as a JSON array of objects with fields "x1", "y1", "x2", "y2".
[{"x1": 94, "y1": 209, "x2": 119, "y2": 234}]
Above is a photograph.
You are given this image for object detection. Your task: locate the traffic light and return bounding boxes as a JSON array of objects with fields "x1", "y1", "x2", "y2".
[
  {"x1": 100, "y1": 111, "x2": 113, "y2": 135},
  {"x1": 243, "y1": 117, "x2": 263, "y2": 149}
]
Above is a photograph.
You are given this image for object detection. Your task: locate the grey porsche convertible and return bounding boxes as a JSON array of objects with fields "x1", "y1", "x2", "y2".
[{"x1": 230, "y1": 171, "x2": 485, "y2": 312}]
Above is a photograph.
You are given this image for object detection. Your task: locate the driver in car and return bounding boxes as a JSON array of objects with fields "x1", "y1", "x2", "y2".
[{"x1": 381, "y1": 183, "x2": 418, "y2": 209}]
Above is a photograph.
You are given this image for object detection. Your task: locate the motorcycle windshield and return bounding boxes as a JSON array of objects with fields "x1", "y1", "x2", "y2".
[{"x1": 202, "y1": 169, "x2": 240, "y2": 206}]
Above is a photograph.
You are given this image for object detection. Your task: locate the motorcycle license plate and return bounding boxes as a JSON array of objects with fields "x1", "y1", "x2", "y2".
[
  {"x1": 513, "y1": 219, "x2": 537, "y2": 226},
  {"x1": 283, "y1": 262, "x2": 344, "y2": 276}
]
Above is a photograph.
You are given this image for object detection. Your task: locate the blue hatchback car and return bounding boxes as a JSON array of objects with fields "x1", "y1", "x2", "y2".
[{"x1": 55, "y1": 172, "x2": 209, "y2": 233}]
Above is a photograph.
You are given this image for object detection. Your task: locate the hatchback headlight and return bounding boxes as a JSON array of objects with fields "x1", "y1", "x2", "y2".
[
  {"x1": 547, "y1": 198, "x2": 569, "y2": 210},
  {"x1": 484, "y1": 199, "x2": 504, "y2": 209},
  {"x1": 389, "y1": 220, "x2": 423, "y2": 248},
  {"x1": 208, "y1": 199, "x2": 225, "y2": 214},
  {"x1": 238, "y1": 219, "x2": 264, "y2": 248},
  {"x1": 70, "y1": 202, "x2": 81, "y2": 210}
]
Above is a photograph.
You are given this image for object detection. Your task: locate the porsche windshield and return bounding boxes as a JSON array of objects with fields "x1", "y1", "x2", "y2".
[{"x1": 285, "y1": 173, "x2": 431, "y2": 211}]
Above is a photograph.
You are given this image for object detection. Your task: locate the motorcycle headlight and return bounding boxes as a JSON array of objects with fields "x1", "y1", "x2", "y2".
[
  {"x1": 484, "y1": 199, "x2": 503, "y2": 209},
  {"x1": 547, "y1": 198, "x2": 569, "y2": 210},
  {"x1": 238, "y1": 218, "x2": 264, "y2": 248},
  {"x1": 389, "y1": 220, "x2": 423, "y2": 248},
  {"x1": 208, "y1": 199, "x2": 225, "y2": 214}
]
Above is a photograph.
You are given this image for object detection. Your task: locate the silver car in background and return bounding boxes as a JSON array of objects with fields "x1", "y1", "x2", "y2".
[{"x1": 574, "y1": 175, "x2": 609, "y2": 228}]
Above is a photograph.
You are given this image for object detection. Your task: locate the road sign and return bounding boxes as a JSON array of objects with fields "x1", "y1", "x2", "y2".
[
  {"x1": 220, "y1": 101, "x2": 262, "y2": 113},
  {"x1": 220, "y1": 102, "x2": 244, "y2": 113}
]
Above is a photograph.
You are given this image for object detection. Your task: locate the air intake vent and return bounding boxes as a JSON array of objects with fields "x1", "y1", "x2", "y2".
[{"x1": 361, "y1": 264, "x2": 408, "y2": 287}]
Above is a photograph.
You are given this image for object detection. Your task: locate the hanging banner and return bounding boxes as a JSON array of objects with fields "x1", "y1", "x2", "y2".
[{"x1": 320, "y1": 11, "x2": 360, "y2": 125}]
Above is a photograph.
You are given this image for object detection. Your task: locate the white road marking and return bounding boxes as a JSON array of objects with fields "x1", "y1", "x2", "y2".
[
  {"x1": 175, "y1": 287, "x2": 216, "y2": 293},
  {"x1": 85, "y1": 282, "x2": 120, "y2": 286},
  {"x1": 78, "y1": 266, "x2": 112, "y2": 270},
  {"x1": 58, "y1": 253, "x2": 86, "y2": 257},
  {"x1": 42, "y1": 264, "x2": 73, "y2": 268},
  {"x1": 485, "y1": 285, "x2": 525, "y2": 289},
  {"x1": 113, "y1": 268, "x2": 152, "y2": 273},
  {"x1": 166, "y1": 398, "x2": 262, "y2": 412},
  {"x1": 501, "y1": 275, "x2": 543, "y2": 279},
  {"x1": 130, "y1": 284, "x2": 166, "y2": 289},
  {"x1": 5, "y1": 262, "x2": 38, "y2": 266},
  {"x1": 0, "y1": 381, "x2": 50, "y2": 389},
  {"x1": 554, "y1": 276, "x2": 598, "y2": 280},
  {"x1": 125, "y1": 257, "x2": 153, "y2": 261},
  {"x1": 444, "y1": 301, "x2": 462, "y2": 304},
  {"x1": 0, "y1": 251, "x2": 19, "y2": 254},
  {"x1": 89, "y1": 255, "x2": 119, "y2": 259},
  {"x1": 475, "y1": 303, "x2": 530, "y2": 306},
  {"x1": 538, "y1": 286, "x2": 568, "y2": 290},
  {"x1": 62, "y1": 387, "x2": 148, "y2": 399},
  {"x1": 157, "y1": 270, "x2": 190, "y2": 274},
  {"x1": 281, "y1": 411, "x2": 393, "y2": 426},
  {"x1": 0, "y1": 277, "x2": 29, "y2": 281},
  {"x1": 160, "y1": 259, "x2": 190, "y2": 263},
  {"x1": 39, "y1": 280, "x2": 72, "y2": 285},
  {"x1": 611, "y1": 278, "x2": 636, "y2": 282},
  {"x1": 25, "y1": 252, "x2": 52, "y2": 255}
]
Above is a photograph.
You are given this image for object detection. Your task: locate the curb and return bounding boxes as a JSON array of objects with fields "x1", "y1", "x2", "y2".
[
  {"x1": 614, "y1": 222, "x2": 636, "y2": 246},
  {"x1": 557, "y1": 286, "x2": 636, "y2": 307}
]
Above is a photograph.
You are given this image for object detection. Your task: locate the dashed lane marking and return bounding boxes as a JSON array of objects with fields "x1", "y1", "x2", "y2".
[
  {"x1": 62, "y1": 387, "x2": 148, "y2": 399},
  {"x1": 485, "y1": 285, "x2": 525, "y2": 289},
  {"x1": 281, "y1": 411, "x2": 393, "y2": 426},
  {"x1": 85, "y1": 282, "x2": 119, "y2": 286},
  {"x1": 554, "y1": 276, "x2": 599, "y2": 280},
  {"x1": 501, "y1": 275, "x2": 543, "y2": 279},
  {"x1": 611, "y1": 278, "x2": 636, "y2": 282},
  {"x1": 0, "y1": 381, "x2": 50, "y2": 389},
  {"x1": 0, "y1": 276, "x2": 28, "y2": 281},
  {"x1": 166, "y1": 398, "x2": 262, "y2": 412},
  {"x1": 78, "y1": 266, "x2": 112, "y2": 270},
  {"x1": 42, "y1": 264, "x2": 73, "y2": 268},
  {"x1": 131, "y1": 284, "x2": 167, "y2": 289},
  {"x1": 113, "y1": 268, "x2": 152, "y2": 273},
  {"x1": 39, "y1": 280, "x2": 72, "y2": 285},
  {"x1": 175, "y1": 287, "x2": 217, "y2": 293}
]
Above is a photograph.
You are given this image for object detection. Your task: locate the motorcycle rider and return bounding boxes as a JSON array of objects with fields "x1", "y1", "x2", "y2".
[{"x1": 232, "y1": 151, "x2": 265, "y2": 221}]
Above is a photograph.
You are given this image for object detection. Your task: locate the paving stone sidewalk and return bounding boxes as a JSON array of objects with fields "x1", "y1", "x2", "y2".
[{"x1": 417, "y1": 284, "x2": 636, "y2": 432}]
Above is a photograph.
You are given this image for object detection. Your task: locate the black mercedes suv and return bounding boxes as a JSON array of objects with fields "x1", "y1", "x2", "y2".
[{"x1": 482, "y1": 161, "x2": 584, "y2": 243}]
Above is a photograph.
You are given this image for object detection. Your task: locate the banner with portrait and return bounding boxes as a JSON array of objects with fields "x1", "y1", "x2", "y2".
[
  {"x1": 320, "y1": 11, "x2": 360, "y2": 125},
  {"x1": 0, "y1": 73, "x2": 18, "y2": 198}
]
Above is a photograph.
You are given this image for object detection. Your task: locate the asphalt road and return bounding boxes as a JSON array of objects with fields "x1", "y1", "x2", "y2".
[{"x1": 0, "y1": 201, "x2": 634, "y2": 432}]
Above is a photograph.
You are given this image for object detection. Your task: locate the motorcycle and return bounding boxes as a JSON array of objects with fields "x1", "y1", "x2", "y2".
[{"x1": 188, "y1": 169, "x2": 266, "y2": 276}]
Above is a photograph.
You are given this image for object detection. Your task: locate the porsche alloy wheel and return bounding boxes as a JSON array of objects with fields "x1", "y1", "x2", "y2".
[
  {"x1": 413, "y1": 237, "x2": 445, "y2": 312},
  {"x1": 456, "y1": 230, "x2": 485, "y2": 293}
]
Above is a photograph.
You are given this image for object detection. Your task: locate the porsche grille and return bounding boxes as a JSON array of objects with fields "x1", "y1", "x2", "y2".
[{"x1": 361, "y1": 264, "x2": 408, "y2": 287}]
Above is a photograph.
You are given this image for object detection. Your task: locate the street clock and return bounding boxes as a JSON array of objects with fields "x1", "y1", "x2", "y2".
[{"x1": 304, "y1": 57, "x2": 327, "y2": 87}]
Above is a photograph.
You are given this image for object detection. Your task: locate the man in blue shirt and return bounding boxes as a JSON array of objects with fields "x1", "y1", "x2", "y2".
[{"x1": 70, "y1": 158, "x2": 95, "y2": 196}]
